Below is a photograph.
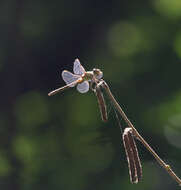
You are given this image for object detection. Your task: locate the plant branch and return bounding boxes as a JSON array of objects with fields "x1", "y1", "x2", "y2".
[{"x1": 101, "y1": 80, "x2": 181, "y2": 186}]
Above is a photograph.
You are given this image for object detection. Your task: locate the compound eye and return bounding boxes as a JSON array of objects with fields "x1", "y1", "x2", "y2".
[
  {"x1": 93, "y1": 68, "x2": 99, "y2": 74},
  {"x1": 93, "y1": 68, "x2": 103, "y2": 79},
  {"x1": 93, "y1": 68, "x2": 97, "y2": 73}
]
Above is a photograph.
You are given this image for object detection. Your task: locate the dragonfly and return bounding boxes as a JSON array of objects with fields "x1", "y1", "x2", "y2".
[{"x1": 48, "y1": 58, "x2": 103, "y2": 96}]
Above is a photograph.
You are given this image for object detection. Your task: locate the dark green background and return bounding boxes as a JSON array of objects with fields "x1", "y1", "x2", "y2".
[{"x1": 1, "y1": 0, "x2": 181, "y2": 189}]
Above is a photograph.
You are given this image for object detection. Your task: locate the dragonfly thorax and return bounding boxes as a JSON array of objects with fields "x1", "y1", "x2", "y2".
[
  {"x1": 83, "y1": 71, "x2": 94, "y2": 81},
  {"x1": 84, "y1": 69, "x2": 103, "y2": 82}
]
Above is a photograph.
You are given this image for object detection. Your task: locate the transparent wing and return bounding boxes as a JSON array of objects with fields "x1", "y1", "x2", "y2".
[
  {"x1": 62, "y1": 70, "x2": 80, "y2": 87},
  {"x1": 73, "y1": 59, "x2": 86, "y2": 75},
  {"x1": 76, "y1": 81, "x2": 89, "y2": 93}
]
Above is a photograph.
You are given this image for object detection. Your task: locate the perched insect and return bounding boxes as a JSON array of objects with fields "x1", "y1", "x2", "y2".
[{"x1": 48, "y1": 59, "x2": 103, "y2": 96}]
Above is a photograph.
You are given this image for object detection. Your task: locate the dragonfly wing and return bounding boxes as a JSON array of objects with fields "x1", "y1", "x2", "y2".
[
  {"x1": 77, "y1": 81, "x2": 89, "y2": 93},
  {"x1": 73, "y1": 59, "x2": 85, "y2": 75},
  {"x1": 62, "y1": 70, "x2": 80, "y2": 87}
]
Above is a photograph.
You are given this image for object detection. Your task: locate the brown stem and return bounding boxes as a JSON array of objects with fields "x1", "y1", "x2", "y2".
[
  {"x1": 94, "y1": 82, "x2": 108, "y2": 122},
  {"x1": 102, "y1": 81, "x2": 181, "y2": 186}
]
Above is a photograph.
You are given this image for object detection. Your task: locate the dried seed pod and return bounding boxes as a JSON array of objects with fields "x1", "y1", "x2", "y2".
[{"x1": 122, "y1": 128, "x2": 142, "y2": 183}]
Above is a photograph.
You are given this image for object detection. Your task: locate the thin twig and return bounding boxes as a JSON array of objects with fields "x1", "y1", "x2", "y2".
[
  {"x1": 94, "y1": 84, "x2": 108, "y2": 122},
  {"x1": 102, "y1": 81, "x2": 181, "y2": 186}
]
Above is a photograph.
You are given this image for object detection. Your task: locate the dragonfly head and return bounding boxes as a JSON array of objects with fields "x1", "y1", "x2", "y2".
[{"x1": 93, "y1": 68, "x2": 103, "y2": 80}]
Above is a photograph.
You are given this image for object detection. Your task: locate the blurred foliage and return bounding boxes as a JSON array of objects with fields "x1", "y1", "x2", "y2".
[{"x1": 1, "y1": 0, "x2": 181, "y2": 189}]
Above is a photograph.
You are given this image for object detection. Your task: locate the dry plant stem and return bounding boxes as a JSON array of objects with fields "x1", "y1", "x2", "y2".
[
  {"x1": 95, "y1": 84, "x2": 108, "y2": 122},
  {"x1": 102, "y1": 81, "x2": 181, "y2": 186}
]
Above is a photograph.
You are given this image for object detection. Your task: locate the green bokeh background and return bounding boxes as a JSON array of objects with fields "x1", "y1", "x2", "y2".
[{"x1": 1, "y1": 0, "x2": 181, "y2": 189}]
